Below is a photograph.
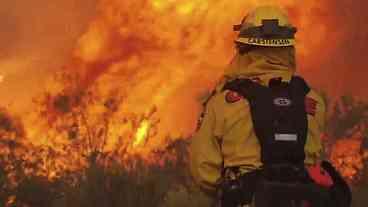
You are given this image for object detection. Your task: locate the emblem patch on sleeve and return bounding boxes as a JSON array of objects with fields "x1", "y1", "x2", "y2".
[{"x1": 225, "y1": 91, "x2": 242, "y2": 103}]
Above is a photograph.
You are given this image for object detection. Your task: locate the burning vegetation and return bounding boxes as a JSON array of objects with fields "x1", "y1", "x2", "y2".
[
  {"x1": 4, "y1": 0, "x2": 334, "y2": 177},
  {"x1": 326, "y1": 96, "x2": 368, "y2": 184},
  {"x1": 0, "y1": 0, "x2": 367, "y2": 206}
]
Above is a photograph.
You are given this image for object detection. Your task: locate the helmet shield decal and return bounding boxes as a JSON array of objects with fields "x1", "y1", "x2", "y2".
[{"x1": 239, "y1": 22, "x2": 297, "y2": 39}]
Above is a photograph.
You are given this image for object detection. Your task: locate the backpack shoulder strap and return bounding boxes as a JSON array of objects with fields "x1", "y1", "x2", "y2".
[
  {"x1": 222, "y1": 78, "x2": 268, "y2": 100},
  {"x1": 290, "y1": 76, "x2": 311, "y2": 96}
]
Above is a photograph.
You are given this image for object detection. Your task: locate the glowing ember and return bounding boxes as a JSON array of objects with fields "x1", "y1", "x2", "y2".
[
  {"x1": 330, "y1": 133, "x2": 368, "y2": 182},
  {"x1": 133, "y1": 120, "x2": 151, "y2": 147}
]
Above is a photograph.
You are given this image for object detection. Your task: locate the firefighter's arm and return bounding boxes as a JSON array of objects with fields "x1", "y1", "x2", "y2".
[
  {"x1": 304, "y1": 90, "x2": 326, "y2": 164},
  {"x1": 190, "y1": 99, "x2": 223, "y2": 194}
]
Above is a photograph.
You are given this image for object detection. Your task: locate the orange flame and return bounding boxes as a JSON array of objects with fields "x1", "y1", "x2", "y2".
[
  {"x1": 69, "y1": 0, "x2": 329, "y2": 144},
  {"x1": 329, "y1": 130, "x2": 368, "y2": 182},
  {"x1": 133, "y1": 120, "x2": 151, "y2": 147},
  {"x1": 2, "y1": 0, "x2": 349, "y2": 178}
]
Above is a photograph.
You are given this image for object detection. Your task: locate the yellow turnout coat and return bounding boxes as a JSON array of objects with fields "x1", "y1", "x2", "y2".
[{"x1": 190, "y1": 47, "x2": 326, "y2": 193}]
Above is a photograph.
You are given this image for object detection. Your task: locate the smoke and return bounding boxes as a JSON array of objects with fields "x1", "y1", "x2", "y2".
[
  {"x1": 0, "y1": 2, "x2": 19, "y2": 59},
  {"x1": 0, "y1": 0, "x2": 367, "y2": 118},
  {"x1": 301, "y1": 0, "x2": 368, "y2": 98},
  {"x1": 67, "y1": 0, "x2": 368, "y2": 98},
  {"x1": 0, "y1": 0, "x2": 97, "y2": 111},
  {"x1": 0, "y1": 0, "x2": 366, "y2": 162},
  {"x1": 34, "y1": 0, "x2": 367, "y2": 139}
]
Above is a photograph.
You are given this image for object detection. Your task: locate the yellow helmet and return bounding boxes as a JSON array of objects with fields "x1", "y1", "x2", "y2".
[{"x1": 234, "y1": 6, "x2": 297, "y2": 47}]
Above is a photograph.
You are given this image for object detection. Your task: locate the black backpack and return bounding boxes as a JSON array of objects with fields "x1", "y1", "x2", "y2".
[
  {"x1": 222, "y1": 77, "x2": 352, "y2": 207},
  {"x1": 224, "y1": 76, "x2": 310, "y2": 166}
]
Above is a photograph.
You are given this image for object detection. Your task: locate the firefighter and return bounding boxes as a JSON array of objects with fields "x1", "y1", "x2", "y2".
[{"x1": 189, "y1": 6, "x2": 350, "y2": 207}]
